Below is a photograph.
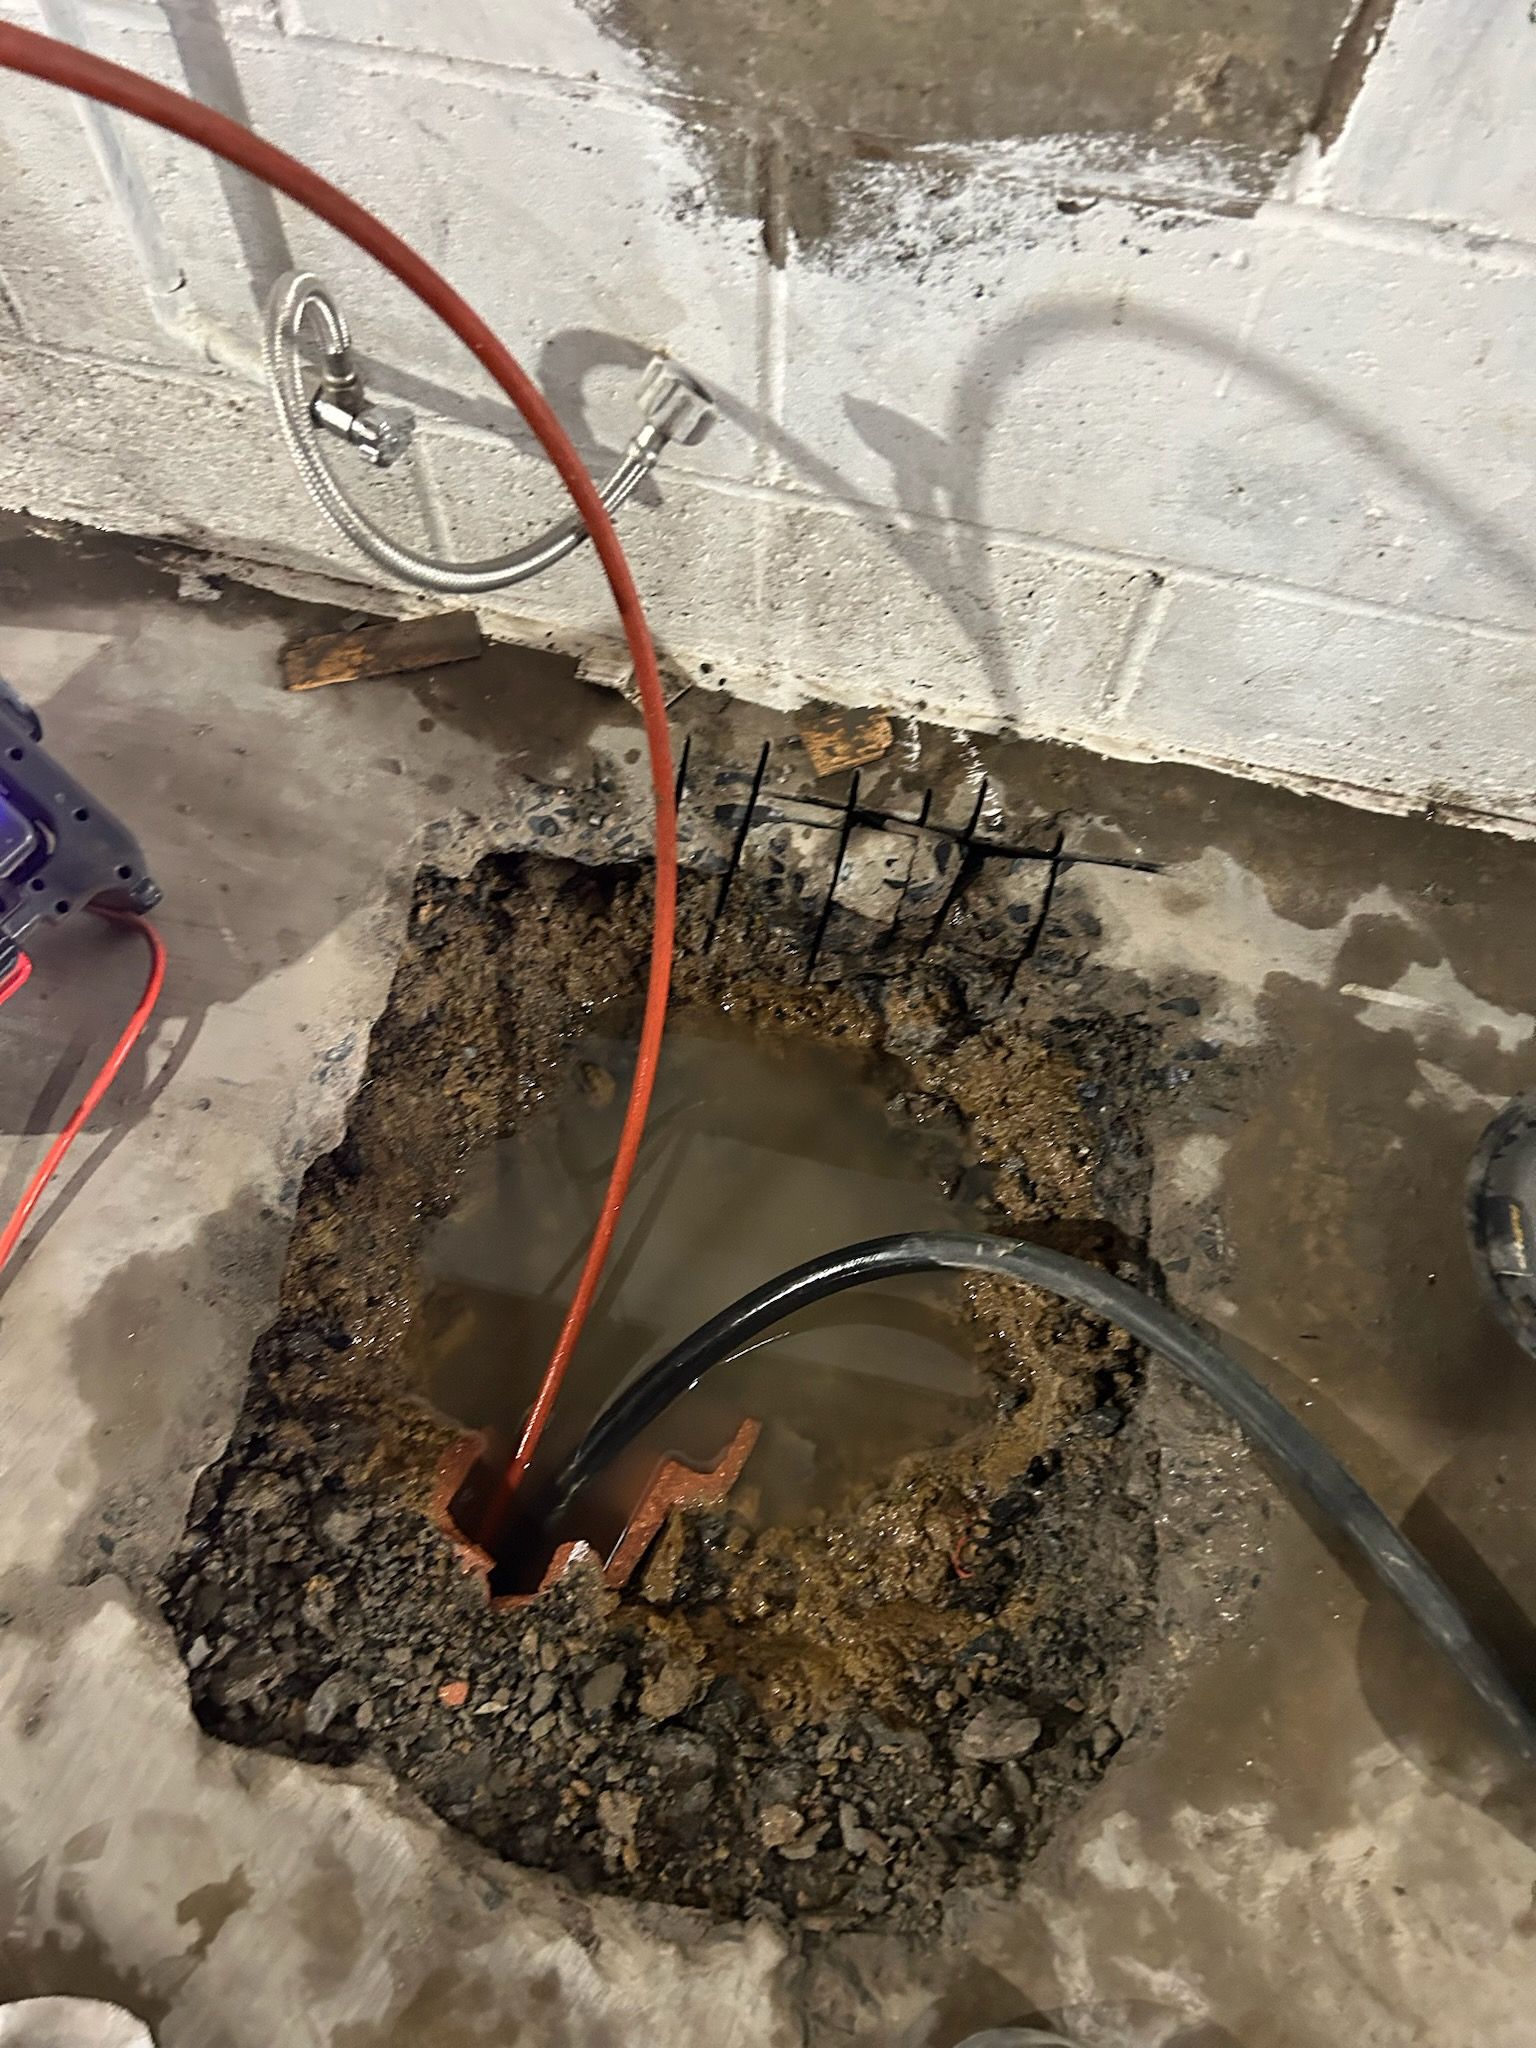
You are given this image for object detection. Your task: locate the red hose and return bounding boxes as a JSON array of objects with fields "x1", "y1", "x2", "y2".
[
  {"x1": 0, "y1": 954, "x2": 33, "y2": 1009},
  {"x1": 0, "y1": 25, "x2": 677, "y2": 1518},
  {"x1": 0, "y1": 911, "x2": 165, "y2": 1273}
]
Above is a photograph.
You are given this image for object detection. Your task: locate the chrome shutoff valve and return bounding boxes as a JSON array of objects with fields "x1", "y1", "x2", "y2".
[
  {"x1": 309, "y1": 356, "x2": 415, "y2": 468},
  {"x1": 265, "y1": 268, "x2": 718, "y2": 592}
]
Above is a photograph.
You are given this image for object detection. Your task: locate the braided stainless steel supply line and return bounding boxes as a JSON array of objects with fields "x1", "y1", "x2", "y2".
[{"x1": 263, "y1": 270, "x2": 677, "y2": 594}]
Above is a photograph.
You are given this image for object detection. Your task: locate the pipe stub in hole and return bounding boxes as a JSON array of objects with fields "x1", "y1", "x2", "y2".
[
  {"x1": 437, "y1": 1418, "x2": 760, "y2": 1604},
  {"x1": 1468, "y1": 1092, "x2": 1536, "y2": 1361}
]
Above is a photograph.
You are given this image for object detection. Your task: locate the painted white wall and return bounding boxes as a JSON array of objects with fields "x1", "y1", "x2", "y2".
[{"x1": 1, "y1": 0, "x2": 1535, "y2": 830}]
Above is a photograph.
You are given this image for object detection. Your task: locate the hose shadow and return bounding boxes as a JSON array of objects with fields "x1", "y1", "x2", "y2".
[
  {"x1": 927, "y1": 295, "x2": 1536, "y2": 724},
  {"x1": 349, "y1": 327, "x2": 671, "y2": 534},
  {"x1": 156, "y1": 2, "x2": 675, "y2": 503},
  {"x1": 502, "y1": 290, "x2": 1536, "y2": 743},
  {"x1": 1359, "y1": 1426, "x2": 1536, "y2": 1845},
  {"x1": 520, "y1": 290, "x2": 1536, "y2": 749},
  {"x1": 1195, "y1": 1317, "x2": 1536, "y2": 1842},
  {"x1": 136, "y1": 19, "x2": 1536, "y2": 751},
  {"x1": 519, "y1": 324, "x2": 1010, "y2": 721},
  {"x1": 354, "y1": 327, "x2": 668, "y2": 493}
]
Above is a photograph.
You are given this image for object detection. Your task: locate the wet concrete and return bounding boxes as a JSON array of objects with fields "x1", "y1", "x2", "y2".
[
  {"x1": 2, "y1": 517, "x2": 1536, "y2": 2041},
  {"x1": 582, "y1": 0, "x2": 1372, "y2": 252}
]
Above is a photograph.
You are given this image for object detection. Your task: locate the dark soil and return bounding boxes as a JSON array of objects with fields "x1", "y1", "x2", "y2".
[{"x1": 164, "y1": 852, "x2": 1201, "y2": 1931}]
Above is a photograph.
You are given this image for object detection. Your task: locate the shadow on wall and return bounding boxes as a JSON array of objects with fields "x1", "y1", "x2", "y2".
[
  {"x1": 847, "y1": 300, "x2": 1534, "y2": 725},
  {"x1": 159, "y1": 0, "x2": 293, "y2": 305},
  {"x1": 156, "y1": 0, "x2": 640, "y2": 464},
  {"x1": 134, "y1": 0, "x2": 1536, "y2": 754},
  {"x1": 340, "y1": 302, "x2": 1536, "y2": 763},
  {"x1": 926, "y1": 298, "x2": 1536, "y2": 707},
  {"x1": 527, "y1": 302, "x2": 1536, "y2": 737}
]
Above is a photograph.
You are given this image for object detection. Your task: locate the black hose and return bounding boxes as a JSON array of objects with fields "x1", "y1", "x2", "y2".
[{"x1": 548, "y1": 1231, "x2": 1536, "y2": 1766}]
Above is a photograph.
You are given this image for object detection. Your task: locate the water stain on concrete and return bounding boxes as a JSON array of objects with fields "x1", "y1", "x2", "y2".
[
  {"x1": 291, "y1": 1846, "x2": 365, "y2": 2001},
  {"x1": 59, "y1": 1189, "x2": 291, "y2": 1597},
  {"x1": 175, "y1": 1866, "x2": 253, "y2": 1962},
  {"x1": 583, "y1": 0, "x2": 1379, "y2": 257},
  {"x1": 408, "y1": 645, "x2": 609, "y2": 769},
  {"x1": 328, "y1": 1964, "x2": 503, "y2": 2048},
  {"x1": 0, "y1": 1855, "x2": 174, "y2": 2026}
]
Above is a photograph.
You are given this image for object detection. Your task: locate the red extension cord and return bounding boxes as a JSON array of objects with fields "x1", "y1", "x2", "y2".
[
  {"x1": 0, "y1": 25, "x2": 677, "y2": 1523},
  {"x1": 0, "y1": 953, "x2": 33, "y2": 1010},
  {"x1": 0, "y1": 911, "x2": 166, "y2": 1274}
]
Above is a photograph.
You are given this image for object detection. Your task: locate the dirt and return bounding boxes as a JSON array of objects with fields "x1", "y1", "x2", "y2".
[{"x1": 163, "y1": 851, "x2": 1231, "y2": 1931}]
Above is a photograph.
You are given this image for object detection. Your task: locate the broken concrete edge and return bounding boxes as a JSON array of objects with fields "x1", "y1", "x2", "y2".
[
  {"x1": 150, "y1": 778, "x2": 1261, "y2": 1916},
  {"x1": 151, "y1": 530, "x2": 1536, "y2": 847}
]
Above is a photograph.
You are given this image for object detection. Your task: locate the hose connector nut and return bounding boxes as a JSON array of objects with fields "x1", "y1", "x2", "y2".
[{"x1": 637, "y1": 356, "x2": 715, "y2": 447}]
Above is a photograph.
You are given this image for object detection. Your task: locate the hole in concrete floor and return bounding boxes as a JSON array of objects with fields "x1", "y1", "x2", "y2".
[
  {"x1": 418, "y1": 1011, "x2": 992, "y2": 1576},
  {"x1": 166, "y1": 851, "x2": 1235, "y2": 1930}
]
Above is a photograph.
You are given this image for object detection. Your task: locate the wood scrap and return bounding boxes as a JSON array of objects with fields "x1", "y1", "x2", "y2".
[
  {"x1": 281, "y1": 610, "x2": 484, "y2": 692},
  {"x1": 796, "y1": 703, "x2": 895, "y2": 777}
]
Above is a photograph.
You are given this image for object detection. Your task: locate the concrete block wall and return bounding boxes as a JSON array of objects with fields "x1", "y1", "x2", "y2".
[{"x1": 1, "y1": 0, "x2": 1535, "y2": 830}]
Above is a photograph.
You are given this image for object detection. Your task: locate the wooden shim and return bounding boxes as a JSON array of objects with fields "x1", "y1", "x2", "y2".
[{"x1": 281, "y1": 610, "x2": 485, "y2": 692}]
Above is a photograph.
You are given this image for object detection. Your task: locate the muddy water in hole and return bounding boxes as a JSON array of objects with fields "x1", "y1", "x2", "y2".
[{"x1": 417, "y1": 1011, "x2": 991, "y2": 1544}]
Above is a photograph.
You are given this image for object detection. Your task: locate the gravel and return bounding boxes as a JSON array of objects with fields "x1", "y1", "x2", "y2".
[
  {"x1": 954, "y1": 1702, "x2": 1044, "y2": 1763},
  {"x1": 161, "y1": 852, "x2": 1235, "y2": 1931}
]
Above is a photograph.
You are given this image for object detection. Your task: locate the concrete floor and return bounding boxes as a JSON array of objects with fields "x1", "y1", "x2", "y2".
[{"x1": 2, "y1": 520, "x2": 1535, "y2": 2046}]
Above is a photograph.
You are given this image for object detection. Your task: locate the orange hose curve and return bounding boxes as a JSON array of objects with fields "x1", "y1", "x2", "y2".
[
  {"x1": 0, "y1": 910, "x2": 166, "y2": 1273},
  {"x1": 0, "y1": 24, "x2": 677, "y2": 1519}
]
